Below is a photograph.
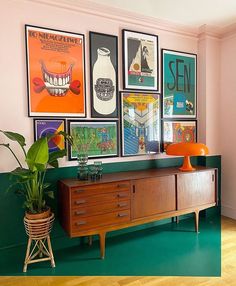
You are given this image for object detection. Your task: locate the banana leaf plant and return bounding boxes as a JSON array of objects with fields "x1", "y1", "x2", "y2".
[{"x1": 0, "y1": 130, "x2": 73, "y2": 214}]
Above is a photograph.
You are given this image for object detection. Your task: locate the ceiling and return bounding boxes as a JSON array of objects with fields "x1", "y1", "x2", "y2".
[{"x1": 87, "y1": 0, "x2": 236, "y2": 27}]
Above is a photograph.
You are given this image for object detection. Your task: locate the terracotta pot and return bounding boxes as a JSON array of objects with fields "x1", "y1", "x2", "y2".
[{"x1": 25, "y1": 207, "x2": 51, "y2": 220}]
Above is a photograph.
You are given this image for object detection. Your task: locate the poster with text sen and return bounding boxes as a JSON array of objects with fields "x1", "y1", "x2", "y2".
[
  {"x1": 162, "y1": 49, "x2": 197, "y2": 118},
  {"x1": 25, "y1": 25, "x2": 86, "y2": 117}
]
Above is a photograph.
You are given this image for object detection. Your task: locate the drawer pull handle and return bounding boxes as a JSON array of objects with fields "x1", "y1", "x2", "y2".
[
  {"x1": 117, "y1": 184, "x2": 128, "y2": 188},
  {"x1": 75, "y1": 210, "x2": 86, "y2": 215},
  {"x1": 76, "y1": 221, "x2": 86, "y2": 226},
  {"x1": 75, "y1": 200, "x2": 86, "y2": 205},
  {"x1": 117, "y1": 213, "x2": 128, "y2": 218},
  {"x1": 75, "y1": 189, "x2": 85, "y2": 193},
  {"x1": 118, "y1": 202, "x2": 127, "y2": 207},
  {"x1": 117, "y1": 193, "x2": 127, "y2": 198}
]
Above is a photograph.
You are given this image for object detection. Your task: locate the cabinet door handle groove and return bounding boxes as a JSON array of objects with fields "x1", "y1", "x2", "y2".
[
  {"x1": 133, "y1": 185, "x2": 135, "y2": 193},
  {"x1": 75, "y1": 199, "x2": 86, "y2": 205},
  {"x1": 76, "y1": 221, "x2": 86, "y2": 226},
  {"x1": 75, "y1": 210, "x2": 86, "y2": 215},
  {"x1": 117, "y1": 213, "x2": 128, "y2": 218}
]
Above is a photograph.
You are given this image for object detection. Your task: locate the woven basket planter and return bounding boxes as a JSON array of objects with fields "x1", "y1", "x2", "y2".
[{"x1": 23, "y1": 212, "x2": 55, "y2": 272}]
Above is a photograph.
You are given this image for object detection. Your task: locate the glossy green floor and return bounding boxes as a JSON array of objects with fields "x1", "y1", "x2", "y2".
[{"x1": 0, "y1": 209, "x2": 221, "y2": 276}]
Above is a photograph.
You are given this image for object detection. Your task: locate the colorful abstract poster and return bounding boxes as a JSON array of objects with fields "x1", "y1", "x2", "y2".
[
  {"x1": 123, "y1": 30, "x2": 159, "y2": 91},
  {"x1": 121, "y1": 92, "x2": 160, "y2": 156},
  {"x1": 25, "y1": 25, "x2": 86, "y2": 117},
  {"x1": 162, "y1": 49, "x2": 197, "y2": 118},
  {"x1": 34, "y1": 119, "x2": 65, "y2": 152},
  {"x1": 163, "y1": 120, "x2": 197, "y2": 151},
  {"x1": 68, "y1": 121, "x2": 118, "y2": 160}
]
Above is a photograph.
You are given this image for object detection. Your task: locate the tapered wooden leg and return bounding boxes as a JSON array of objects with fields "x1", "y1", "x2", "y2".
[
  {"x1": 176, "y1": 216, "x2": 179, "y2": 224},
  {"x1": 99, "y1": 232, "x2": 106, "y2": 259},
  {"x1": 88, "y1": 235, "x2": 93, "y2": 246},
  {"x1": 23, "y1": 238, "x2": 32, "y2": 272},
  {"x1": 195, "y1": 210, "x2": 199, "y2": 233},
  {"x1": 47, "y1": 236, "x2": 55, "y2": 267}
]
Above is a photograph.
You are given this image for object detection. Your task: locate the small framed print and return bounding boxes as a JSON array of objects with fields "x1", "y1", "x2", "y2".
[
  {"x1": 162, "y1": 49, "x2": 197, "y2": 118},
  {"x1": 122, "y1": 29, "x2": 159, "y2": 91},
  {"x1": 34, "y1": 119, "x2": 66, "y2": 152},
  {"x1": 68, "y1": 120, "x2": 119, "y2": 160},
  {"x1": 25, "y1": 25, "x2": 86, "y2": 117},
  {"x1": 121, "y1": 92, "x2": 160, "y2": 156},
  {"x1": 89, "y1": 32, "x2": 118, "y2": 118},
  {"x1": 162, "y1": 120, "x2": 197, "y2": 151}
]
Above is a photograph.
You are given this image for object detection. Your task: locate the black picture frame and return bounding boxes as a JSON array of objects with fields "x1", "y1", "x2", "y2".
[
  {"x1": 25, "y1": 24, "x2": 86, "y2": 118},
  {"x1": 89, "y1": 31, "x2": 118, "y2": 118},
  {"x1": 122, "y1": 29, "x2": 159, "y2": 92},
  {"x1": 162, "y1": 49, "x2": 197, "y2": 118},
  {"x1": 120, "y1": 91, "x2": 161, "y2": 157},
  {"x1": 67, "y1": 120, "x2": 119, "y2": 160},
  {"x1": 161, "y1": 119, "x2": 197, "y2": 152}
]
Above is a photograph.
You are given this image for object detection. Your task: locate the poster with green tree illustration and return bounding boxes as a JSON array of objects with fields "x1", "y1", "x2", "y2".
[
  {"x1": 68, "y1": 120, "x2": 118, "y2": 160},
  {"x1": 162, "y1": 49, "x2": 197, "y2": 118}
]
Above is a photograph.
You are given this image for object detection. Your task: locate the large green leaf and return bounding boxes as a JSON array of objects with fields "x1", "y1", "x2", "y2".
[
  {"x1": 0, "y1": 130, "x2": 26, "y2": 147},
  {"x1": 26, "y1": 137, "x2": 49, "y2": 171},
  {"x1": 48, "y1": 149, "x2": 66, "y2": 168}
]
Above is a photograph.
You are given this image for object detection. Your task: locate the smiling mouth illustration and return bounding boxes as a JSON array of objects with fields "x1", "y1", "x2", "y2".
[{"x1": 41, "y1": 61, "x2": 73, "y2": 96}]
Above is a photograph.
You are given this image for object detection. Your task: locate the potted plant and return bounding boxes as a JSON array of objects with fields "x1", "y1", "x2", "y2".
[{"x1": 0, "y1": 130, "x2": 72, "y2": 218}]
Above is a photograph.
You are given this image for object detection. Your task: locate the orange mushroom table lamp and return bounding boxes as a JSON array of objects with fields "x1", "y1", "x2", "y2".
[{"x1": 166, "y1": 142, "x2": 209, "y2": 171}]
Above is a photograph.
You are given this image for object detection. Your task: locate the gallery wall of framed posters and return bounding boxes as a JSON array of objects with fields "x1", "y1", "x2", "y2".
[{"x1": 25, "y1": 25, "x2": 86, "y2": 117}]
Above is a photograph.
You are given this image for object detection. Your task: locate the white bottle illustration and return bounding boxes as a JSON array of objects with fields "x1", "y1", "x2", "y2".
[{"x1": 93, "y1": 47, "x2": 116, "y2": 115}]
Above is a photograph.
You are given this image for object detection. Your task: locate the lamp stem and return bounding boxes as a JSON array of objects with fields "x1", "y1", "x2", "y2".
[{"x1": 179, "y1": 156, "x2": 195, "y2": 171}]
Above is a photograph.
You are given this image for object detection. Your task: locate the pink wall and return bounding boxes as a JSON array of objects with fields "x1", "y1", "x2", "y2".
[
  {"x1": 0, "y1": 0, "x2": 200, "y2": 172},
  {"x1": 220, "y1": 31, "x2": 236, "y2": 219}
]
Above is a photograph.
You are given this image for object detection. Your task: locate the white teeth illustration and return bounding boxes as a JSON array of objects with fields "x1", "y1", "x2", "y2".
[{"x1": 41, "y1": 62, "x2": 72, "y2": 96}]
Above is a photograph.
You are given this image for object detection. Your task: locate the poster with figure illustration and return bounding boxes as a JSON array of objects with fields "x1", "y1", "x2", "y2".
[
  {"x1": 121, "y1": 92, "x2": 160, "y2": 156},
  {"x1": 89, "y1": 32, "x2": 118, "y2": 118},
  {"x1": 25, "y1": 25, "x2": 86, "y2": 117},
  {"x1": 68, "y1": 120, "x2": 118, "y2": 160},
  {"x1": 162, "y1": 120, "x2": 197, "y2": 151},
  {"x1": 162, "y1": 49, "x2": 197, "y2": 118},
  {"x1": 122, "y1": 30, "x2": 159, "y2": 91}
]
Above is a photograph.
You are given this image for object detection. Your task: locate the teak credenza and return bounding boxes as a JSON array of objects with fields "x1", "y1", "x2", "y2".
[{"x1": 58, "y1": 167, "x2": 218, "y2": 259}]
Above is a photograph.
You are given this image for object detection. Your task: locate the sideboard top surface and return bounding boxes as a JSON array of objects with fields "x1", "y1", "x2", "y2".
[{"x1": 59, "y1": 166, "x2": 217, "y2": 187}]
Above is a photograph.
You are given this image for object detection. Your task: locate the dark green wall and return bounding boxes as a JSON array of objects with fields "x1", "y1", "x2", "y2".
[{"x1": 0, "y1": 155, "x2": 221, "y2": 250}]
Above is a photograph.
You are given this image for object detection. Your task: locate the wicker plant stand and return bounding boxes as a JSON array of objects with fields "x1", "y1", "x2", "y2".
[{"x1": 23, "y1": 212, "x2": 55, "y2": 272}]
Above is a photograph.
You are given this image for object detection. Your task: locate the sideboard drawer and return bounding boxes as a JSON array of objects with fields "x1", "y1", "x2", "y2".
[
  {"x1": 71, "y1": 190, "x2": 130, "y2": 208},
  {"x1": 71, "y1": 210, "x2": 131, "y2": 232},
  {"x1": 71, "y1": 200, "x2": 130, "y2": 218},
  {"x1": 71, "y1": 181, "x2": 130, "y2": 198}
]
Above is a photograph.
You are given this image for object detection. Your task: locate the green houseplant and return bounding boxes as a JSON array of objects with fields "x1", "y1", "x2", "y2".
[{"x1": 0, "y1": 130, "x2": 72, "y2": 217}]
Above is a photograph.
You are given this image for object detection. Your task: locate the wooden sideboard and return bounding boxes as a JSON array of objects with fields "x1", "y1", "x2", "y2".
[{"x1": 58, "y1": 166, "x2": 218, "y2": 259}]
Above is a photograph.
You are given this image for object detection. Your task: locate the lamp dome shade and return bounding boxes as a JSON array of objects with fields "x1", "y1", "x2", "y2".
[{"x1": 166, "y1": 143, "x2": 209, "y2": 171}]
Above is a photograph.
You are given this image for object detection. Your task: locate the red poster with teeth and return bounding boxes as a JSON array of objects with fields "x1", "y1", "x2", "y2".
[{"x1": 25, "y1": 25, "x2": 86, "y2": 117}]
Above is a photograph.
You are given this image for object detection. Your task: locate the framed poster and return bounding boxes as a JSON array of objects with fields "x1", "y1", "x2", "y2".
[
  {"x1": 162, "y1": 120, "x2": 197, "y2": 151},
  {"x1": 162, "y1": 49, "x2": 197, "y2": 118},
  {"x1": 68, "y1": 120, "x2": 119, "y2": 160},
  {"x1": 34, "y1": 119, "x2": 65, "y2": 152},
  {"x1": 89, "y1": 32, "x2": 118, "y2": 118},
  {"x1": 25, "y1": 25, "x2": 86, "y2": 117},
  {"x1": 122, "y1": 30, "x2": 159, "y2": 91},
  {"x1": 121, "y1": 92, "x2": 160, "y2": 156}
]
